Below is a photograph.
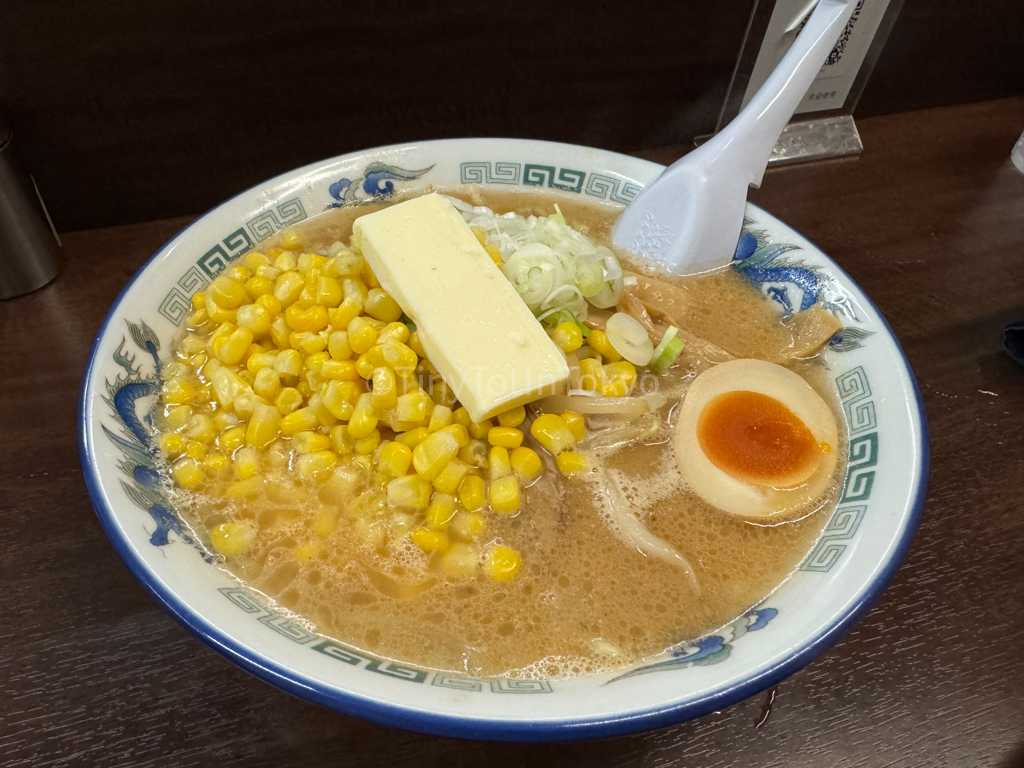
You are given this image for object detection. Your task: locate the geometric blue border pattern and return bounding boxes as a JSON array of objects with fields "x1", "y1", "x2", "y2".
[{"x1": 801, "y1": 366, "x2": 878, "y2": 572}]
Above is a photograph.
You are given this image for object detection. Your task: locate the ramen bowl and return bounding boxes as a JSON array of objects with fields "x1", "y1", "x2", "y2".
[{"x1": 79, "y1": 138, "x2": 928, "y2": 741}]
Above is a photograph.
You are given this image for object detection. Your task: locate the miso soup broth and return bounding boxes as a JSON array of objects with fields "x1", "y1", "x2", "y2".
[{"x1": 158, "y1": 187, "x2": 845, "y2": 679}]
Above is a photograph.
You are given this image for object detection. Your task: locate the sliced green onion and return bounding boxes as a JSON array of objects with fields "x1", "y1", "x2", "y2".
[
  {"x1": 650, "y1": 326, "x2": 684, "y2": 373},
  {"x1": 549, "y1": 204, "x2": 566, "y2": 226}
]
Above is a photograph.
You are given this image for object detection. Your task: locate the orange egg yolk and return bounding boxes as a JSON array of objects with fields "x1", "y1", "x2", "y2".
[{"x1": 696, "y1": 390, "x2": 823, "y2": 488}]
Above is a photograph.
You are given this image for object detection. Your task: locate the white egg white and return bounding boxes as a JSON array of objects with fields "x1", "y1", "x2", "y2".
[{"x1": 674, "y1": 359, "x2": 840, "y2": 519}]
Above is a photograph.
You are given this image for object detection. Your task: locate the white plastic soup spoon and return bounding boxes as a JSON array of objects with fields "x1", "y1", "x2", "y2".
[{"x1": 612, "y1": 0, "x2": 856, "y2": 276}]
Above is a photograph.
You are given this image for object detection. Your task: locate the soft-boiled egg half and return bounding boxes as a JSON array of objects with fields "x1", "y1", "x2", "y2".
[{"x1": 674, "y1": 359, "x2": 840, "y2": 519}]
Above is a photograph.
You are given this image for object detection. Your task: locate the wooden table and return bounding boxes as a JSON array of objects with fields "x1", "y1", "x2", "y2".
[{"x1": 2, "y1": 97, "x2": 1023, "y2": 767}]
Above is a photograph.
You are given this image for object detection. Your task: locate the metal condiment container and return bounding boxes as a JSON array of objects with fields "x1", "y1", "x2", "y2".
[{"x1": 0, "y1": 115, "x2": 63, "y2": 299}]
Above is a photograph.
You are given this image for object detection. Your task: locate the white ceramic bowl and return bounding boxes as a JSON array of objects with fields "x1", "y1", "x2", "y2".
[{"x1": 80, "y1": 139, "x2": 928, "y2": 740}]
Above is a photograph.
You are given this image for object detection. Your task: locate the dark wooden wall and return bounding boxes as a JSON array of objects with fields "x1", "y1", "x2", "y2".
[{"x1": 1, "y1": 0, "x2": 1021, "y2": 233}]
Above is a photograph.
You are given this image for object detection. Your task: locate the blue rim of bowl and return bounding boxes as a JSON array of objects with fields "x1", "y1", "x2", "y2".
[{"x1": 78, "y1": 139, "x2": 929, "y2": 742}]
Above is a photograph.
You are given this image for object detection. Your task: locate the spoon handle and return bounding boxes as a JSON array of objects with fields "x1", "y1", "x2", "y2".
[{"x1": 716, "y1": 0, "x2": 856, "y2": 187}]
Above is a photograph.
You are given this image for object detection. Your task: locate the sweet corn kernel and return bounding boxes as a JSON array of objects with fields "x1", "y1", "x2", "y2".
[
  {"x1": 412, "y1": 428, "x2": 460, "y2": 480},
  {"x1": 162, "y1": 377, "x2": 195, "y2": 405},
  {"x1": 468, "y1": 418, "x2": 493, "y2": 440},
  {"x1": 437, "y1": 542, "x2": 479, "y2": 579},
  {"x1": 411, "y1": 527, "x2": 448, "y2": 552},
  {"x1": 378, "y1": 441, "x2": 413, "y2": 477},
  {"x1": 212, "y1": 411, "x2": 238, "y2": 431},
  {"x1": 470, "y1": 225, "x2": 487, "y2": 244},
  {"x1": 458, "y1": 439, "x2": 488, "y2": 469},
  {"x1": 208, "y1": 275, "x2": 248, "y2": 309},
  {"x1": 246, "y1": 350, "x2": 277, "y2": 375},
  {"x1": 297, "y1": 380, "x2": 313, "y2": 398},
  {"x1": 295, "y1": 450, "x2": 338, "y2": 480},
  {"x1": 488, "y1": 445, "x2": 512, "y2": 480},
  {"x1": 280, "y1": 407, "x2": 318, "y2": 436},
  {"x1": 431, "y1": 457, "x2": 470, "y2": 495},
  {"x1": 347, "y1": 316, "x2": 378, "y2": 354},
  {"x1": 448, "y1": 511, "x2": 486, "y2": 542},
  {"x1": 226, "y1": 477, "x2": 264, "y2": 499},
  {"x1": 395, "y1": 427, "x2": 429, "y2": 449},
  {"x1": 579, "y1": 357, "x2": 604, "y2": 392},
  {"x1": 348, "y1": 393, "x2": 378, "y2": 439},
  {"x1": 485, "y1": 243, "x2": 502, "y2": 264},
  {"x1": 319, "y1": 380, "x2": 353, "y2": 420},
  {"x1": 274, "y1": 271, "x2": 305, "y2": 306},
  {"x1": 253, "y1": 367, "x2": 281, "y2": 400},
  {"x1": 426, "y1": 492, "x2": 458, "y2": 528},
  {"x1": 179, "y1": 335, "x2": 206, "y2": 356},
  {"x1": 453, "y1": 407, "x2": 472, "y2": 428},
  {"x1": 312, "y1": 508, "x2": 339, "y2": 538},
  {"x1": 161, "y1": 432, "x2": 186, "y2": 457},
  {"x1": 256, "y1": 293, "x2": 282, "y2": 316},
  {"x1": 329, "y1": 425, "x2": 354, "y2": 455},
  {"x1": 274, "y1": 349, "x2": 303, "y2": 379},
  {"x1": 371, "y1": 367, "x2": 398, "y2": 411},
  {"x1": 396, "y1": 389, "x2": 432, "y2": 423},
  {"x1": 602, "y1": 360, "x2": 637, "y2": 397},
  {"x1": 489, "y1": 475, "x2": 520, "y2": 514},
  {"x1": 292, "y1": 431, "x2": 331, "y2": 454},
  {"x1": 279, "y1": 230, "x2": 304, "y2": 251},
  {"x1": 186, "y1": 308, "x2": 210, "y2": 327},
  {"x1": 205, "y1": 298, "x2": 236, "y2": 324},
  {"x1": 164, "y1": 404, "x2": 192, "y2": 431},
  {"x1": 329, "y1": 298, "x2": 362, "y2": 330},
  {"x1": 510, "y1": 446, "x2": 543, "y2": 482},
  {"x1": 362, "y1": 266, "x2": 381, "y2": 290},
  {"x1": 561, "y1": 411, "x2": 586, "y2": 442},
  {"x1": 488, "y1": 426, "x2": 524, "y2": 450},
  {"x1": 380, "y1": 340, "x2": 417, "y2": 373},
  {"x1": 184, "y1": 440, "x2": 207, "y2": 459},
  {"x1": 210, "y1": 521, "x2": 254, "y2": 556},
  {"x1": 289, "y1": 332, "x2": 326, "y2": 356},
  {"x1": 202, "y1": 453, "x2": 229, "y2": 476},
  {"x1": 245, "y1": 404, "x2": 281, "y2": 449},
  {"x1": 387, "y1": 475, "x2": 432, "y2": 509},
  {"x1": 486, "y1": 544, "x2": 522, "y2": 581},
  {"x1": 321, "y1": 359, "x2": 359, "y2": 382},
  {"x1": 314, "y1": 276, "x2": 343, "y2": 307},
  {"x1": 285, "y1": 303, "x2": 329, "y2": 333},
  {"x1": 427, "y1": 405, "x2": 453, "y2": 433},
  {"x1": 601, "y1": 377, "x2": 630, "y2": 397},
  {"x1": 191, "y1": 292, "x2": 207, "y2": 310},
  {"x1": 272, "y1": 387, "x2": 302, "y2": 416},
  {"x1": 427, "y1": 379, "x2": 457, "y2": 407},
  {"x1": 364, "y1": 288, "x2": 403, "y2": 322},
  {"x1": 327, "y1": 330, "x2": 352, "y2": 360},
  {"x1": 550, "y1": 321, "x2": 584, "y2": 353},
  {"x1": 377, "y1": 322, "x2": 410, "y2": 345},
  {"x1": 459, "y1": 474, "x2": 486, "y2": 511},
  {"x1": 245, "y1": 275, "x2": 274, "y2": 302},
  {"x1": 496, "y1": 405, "x2": 526, "y2": 428},
  {"x1": 219, "y1": 425, "x2": 246, "y2": 453},
  {"x1": 256, "y1": 264, "x2": 283, "y2": 281},
  {"x1": 530, "y1": 413, "x2": 576, "y2": 455},
  {"x1": 325, "y1": 249, "x2": 364, "y2": 278},
  {"x1": 408, "y1": 330, "x2": 426, "y2": 357},
  {"x1": 588, "y1": 329, "x2": 622, "y2": 362},
  {"x1": 557, "y1": 451, "x2": 588, "y2": 476},
  {"x1": 308, "y1": 393, "x2": 339, "y2": 428},
  {"x1": 234, "y1": 446, "x2": 260, "y2": 479},
  {"x1": 236, "y1": 303, "x2": 272, "y2": 336},
  {"x1": 354, "y1": 429, "x2": 381, "y2": 455}
]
